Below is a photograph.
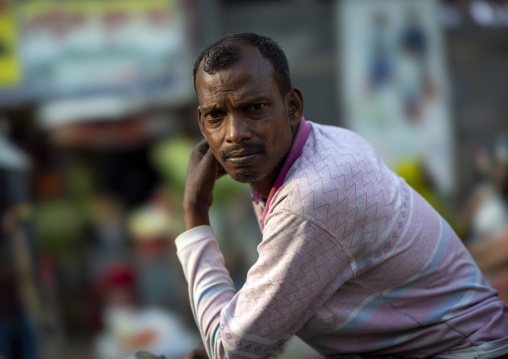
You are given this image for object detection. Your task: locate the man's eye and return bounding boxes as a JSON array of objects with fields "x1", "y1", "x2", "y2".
[
  {"x1": 206, "y1": 111, "x2": 225, "y2": 120},
  {"x1": 245, "y1": 104, "x2": 265, "y2": 112}
]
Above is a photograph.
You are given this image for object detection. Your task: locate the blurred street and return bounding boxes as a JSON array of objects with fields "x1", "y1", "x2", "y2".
[{"x1": 1, "y1": 0, "x2": 508, "y2": 358}]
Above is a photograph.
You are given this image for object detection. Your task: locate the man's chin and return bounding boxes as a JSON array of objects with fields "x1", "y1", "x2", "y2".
[
  {"x1": 229, "y1": 169, "x2": 262, "y2": 184},
  {"x1": 225, "y1": 160, "x2": 281, "y2": 186}
]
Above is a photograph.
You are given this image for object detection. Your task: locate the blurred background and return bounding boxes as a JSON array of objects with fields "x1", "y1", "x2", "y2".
[{"x1": 1, "y1": 0, "x2": 508, "y2": 358}]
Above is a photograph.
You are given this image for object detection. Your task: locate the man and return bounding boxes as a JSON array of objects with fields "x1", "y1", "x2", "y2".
[{"x1": 176, "y1": 33, "x2": 508, "y2": 359}]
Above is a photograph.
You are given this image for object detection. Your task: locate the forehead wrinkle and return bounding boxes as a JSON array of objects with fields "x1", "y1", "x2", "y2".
[{"x1": 199, "y1": 73, "x2": 276, "y2": 108}]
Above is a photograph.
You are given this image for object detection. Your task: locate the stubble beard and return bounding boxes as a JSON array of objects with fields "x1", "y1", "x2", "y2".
[
  {"x1": 227, "y1": 155, "x2": 285, "y2": 185},
  {"x1": 219, "y1": 143, "x2": 276, "y2": 184}
]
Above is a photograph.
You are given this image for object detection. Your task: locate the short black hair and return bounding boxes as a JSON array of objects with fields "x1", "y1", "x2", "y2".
[{"x1": 193, "y1": 32, "x2": 292, "y2": 96}]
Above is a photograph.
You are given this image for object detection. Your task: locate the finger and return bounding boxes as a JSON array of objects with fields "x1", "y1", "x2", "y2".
[
  {"x1": 189, "y1": 140, "x2": 209, "y2": 160},
  {"x1": 199, "y1": 147, "x2": 219, "y2": 172},
  {"x1": 216, "y1": 162, "x2": 227, "y2": 178},
  {"x1": 200, "y1": 149, "x2": 226, "y2": 180},
  {"x1": 195, "y1": 139, "x2": 210, "y2": 154}
]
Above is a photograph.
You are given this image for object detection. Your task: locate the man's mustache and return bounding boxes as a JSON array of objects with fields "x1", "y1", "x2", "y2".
[{"x1": 219, "y1": 143, "x2": 265, "y2": 159}]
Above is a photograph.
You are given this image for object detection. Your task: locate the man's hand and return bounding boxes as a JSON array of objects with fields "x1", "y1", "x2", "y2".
[{"x1": 183, "y1": 139, "x2": 226, "y2": 230}]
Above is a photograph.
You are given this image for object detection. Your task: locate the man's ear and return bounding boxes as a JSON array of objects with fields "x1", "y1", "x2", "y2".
[
  {"x1": 286, "y1": 88, "x2": 304, "y2": 127},
  {"x1": 197, "y1": 106, "x2": 206, "y2": 138}
]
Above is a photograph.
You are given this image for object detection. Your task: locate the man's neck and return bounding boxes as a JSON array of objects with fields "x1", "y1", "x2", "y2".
[
  {"x1": 249, "y1": 174, "x2": 278, "y2": 199},
  {"x1": 248, "y1": 120, "x2": 301, "y2": 198}
]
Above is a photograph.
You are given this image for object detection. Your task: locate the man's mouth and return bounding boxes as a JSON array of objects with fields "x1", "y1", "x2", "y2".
[{"x1": 225, "y1": 150, "x2": 258, "y2": 165}]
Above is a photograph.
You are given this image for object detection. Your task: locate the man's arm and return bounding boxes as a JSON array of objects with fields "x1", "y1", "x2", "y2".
[
  {"x1": 183, "y1": 139, "x2": 223, "y2": 229},
  {"x1": 176, "y1": 209, "x2": 352, "y2": 359},
  {"x1": 180, "y1": 139, "x2": 231, "y2": 359},
  {"x1": 178, "y1": 140, "x2": 352, "y2": 358}
]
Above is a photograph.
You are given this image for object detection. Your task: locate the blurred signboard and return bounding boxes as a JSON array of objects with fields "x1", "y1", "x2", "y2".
[
  {"x1": 0, "y1": 0, "x2": 193, "y2": 106},
  {"x1": 338, "y1": 0, "x2": 454, "y2": 195},
  {"x1": 0, "y1": 0, "x2": 21, "y2": 87}
]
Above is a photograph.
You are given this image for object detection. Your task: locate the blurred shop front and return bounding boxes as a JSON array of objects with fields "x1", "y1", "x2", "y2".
[
  {"x1": 0, "y1": 0, "x2": 262, "y2": 357},
  {"x1": 1, "y1": 0, "x2": 508, "y2": 358},
  {"x1": 0, "y1": 0, "x2": 206, "y2": 358}
]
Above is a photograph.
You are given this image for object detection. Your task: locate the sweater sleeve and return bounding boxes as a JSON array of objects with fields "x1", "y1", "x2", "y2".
[{"x1": 176, "y1": 211, "x2": 353, "y2": 359}]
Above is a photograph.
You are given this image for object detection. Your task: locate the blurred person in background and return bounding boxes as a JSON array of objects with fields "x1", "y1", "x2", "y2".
[
  {"x1": 463, "y1": 135, "x2": 508, "y2": 302},
  {"x1": 93, "y1": 244, "x2": 198, "y2": 359},
  {"x1": 0, "y1": 202, "x2": 40, "y2": 359},
  {"x1": 177, "y1": 33, "x2": 508, "y2": 359},
  {"x1": 397, "y1": 7, "x2": 435, "y2": 123},
  {"x1": 459, "y1": 137, "x2": 508, "y2": 245},
  {"x1": 469, "y1": 224, "x2": 508, "y2": 303}
]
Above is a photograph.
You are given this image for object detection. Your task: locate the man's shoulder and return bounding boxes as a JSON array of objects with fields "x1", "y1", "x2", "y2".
[
  {"x1": 276, "y1": 122, "x2": 395, "y2": 217},
  {"x1": 275, "y1": 129, "x2": 360, "y2": 213},
  {"x1": 307, "y1": 121, "x2": 368, "y2": 145},
  {"x1": 297, "y1": 122, "x2": 378, "y2": 178}
]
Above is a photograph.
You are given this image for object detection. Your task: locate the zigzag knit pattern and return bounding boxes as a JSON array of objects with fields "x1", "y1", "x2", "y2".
[{"x1": 176, "y1": 119, "x2": 508, "y2": 359}]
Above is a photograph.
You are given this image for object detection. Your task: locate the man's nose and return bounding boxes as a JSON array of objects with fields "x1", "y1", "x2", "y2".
[{"x1": 225, "y1": 114, "x2": 251, "y2": 143}]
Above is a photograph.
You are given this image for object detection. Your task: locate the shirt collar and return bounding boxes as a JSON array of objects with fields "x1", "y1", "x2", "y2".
[{"x1": 252, "y1": 116, "x2": 311, "y2": 222}]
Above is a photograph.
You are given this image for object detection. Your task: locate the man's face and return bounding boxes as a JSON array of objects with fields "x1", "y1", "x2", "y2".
[{"x1": 195, "y1": 45, "x2": 301, "y2": 196}]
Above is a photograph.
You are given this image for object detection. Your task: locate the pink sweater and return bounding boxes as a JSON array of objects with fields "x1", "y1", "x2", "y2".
[{"x1": 176, "y1": 118, "x2": 508, "y2": 358}]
